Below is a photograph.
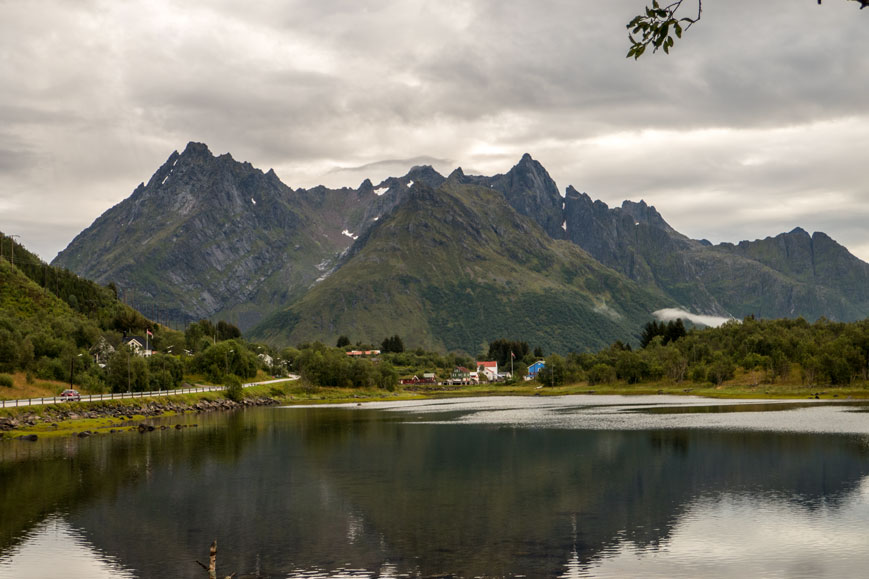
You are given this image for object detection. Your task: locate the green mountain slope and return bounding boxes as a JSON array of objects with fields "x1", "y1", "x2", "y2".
[
  {"x1": 0, "y1": 232, "x2": 182, "y2": 386},
  {"x1": 251, "y1": 178, "x2": 671, "y2": 353}
]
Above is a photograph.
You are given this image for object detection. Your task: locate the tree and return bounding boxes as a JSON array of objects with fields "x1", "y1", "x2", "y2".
[
  {"x1": 191, "y1": 340, "x2": 258, "y2": 382},
  {"x1": 376, "y1": 362, "x2": 399, "y2": 390},
  {"x1": 224, "y1": 375, "x2": 244, "y2": 402},
  {"x1": 148, "y1": 353, "x2": 184, "y2": 390},
  {"x1": 486, "y1": 339, "x2": 530, "y2": 367},
  {"x1": 216, "y1": 320, "x2": 241, "y2": 341},
  {"x1": 640, "y1": 319, "x2": 686, "y2": 348},
  {"x1": 106, "y1": 347, "x2": 149, "y2": 392},
  {"x1": 381, "y1": 335, "x2": 405, "y2": 353},
  {"x1": 336, "y1": 335, "x2": 350, "y2": 348},
  {"x1": 615, "y1": 350, "x2": 648, "y2": 384},
  {"x1": 538, "y1": 354, "x2": 567, "y2": 387},
  {"x1": 588, "y1": 363, "x2": 617, "y2": 385},
  {"x1": 628, "y1": 1, "x2": 867, "y2": 59}
]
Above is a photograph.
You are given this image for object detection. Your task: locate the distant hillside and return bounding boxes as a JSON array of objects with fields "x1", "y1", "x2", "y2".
[
  {"x1": 3, "y1": 232, "x2": 150, "y2": 332},
  {"x1": 0, "y1": 233, "x2": 176, "y2": 386}
]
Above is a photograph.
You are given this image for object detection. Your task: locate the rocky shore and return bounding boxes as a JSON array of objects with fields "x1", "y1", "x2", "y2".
[{"x1": 0, "y1": 395, "x2": 280, "y2": 440}]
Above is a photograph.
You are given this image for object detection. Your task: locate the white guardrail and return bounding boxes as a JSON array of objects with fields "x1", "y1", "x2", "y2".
[{"x1": 0, "y1": 377, "x2": 297, "y2": 408}]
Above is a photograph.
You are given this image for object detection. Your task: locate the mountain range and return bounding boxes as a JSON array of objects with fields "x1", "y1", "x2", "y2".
[{"x1": 52, "y1": 142, "x2": 869, "y2": 353}]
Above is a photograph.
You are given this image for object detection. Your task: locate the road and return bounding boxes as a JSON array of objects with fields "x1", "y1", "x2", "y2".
[{"x1": 0, "y1": 375, "x2": 300, "y2": 409}]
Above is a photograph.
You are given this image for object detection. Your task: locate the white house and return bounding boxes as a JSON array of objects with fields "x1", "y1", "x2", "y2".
[
  {"x1": 122, "y1": 336, "x2": 152, "y2": 357},
  {"x1": 477, "y1": 361, "x2": 498, "y2": 381}
]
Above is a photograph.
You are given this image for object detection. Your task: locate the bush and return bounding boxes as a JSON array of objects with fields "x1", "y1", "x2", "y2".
[
  {"x1": 225, "y1": 375, "x2": 244, "y2": 402},
  {"x1": 0, "y1": 374, "x2": 13, "y2": 388},
  {"x1": 587, "y1": 363, "x2": 616, "y2": 386}
]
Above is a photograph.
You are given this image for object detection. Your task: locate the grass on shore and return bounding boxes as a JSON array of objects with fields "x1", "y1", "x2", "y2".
[{"x1": 0, "y1": 373, "x2": 71, "y2": 400}]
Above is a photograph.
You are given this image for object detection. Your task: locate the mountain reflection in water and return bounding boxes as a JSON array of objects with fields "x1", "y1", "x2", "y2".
[{"x1": 1, "y1": 396, "x2": 869, "y2": 578}]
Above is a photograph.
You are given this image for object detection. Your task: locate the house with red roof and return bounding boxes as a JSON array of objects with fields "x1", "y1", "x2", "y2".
[{"x1": 477, "y1": 361, "x2": 498, "y2": 381}]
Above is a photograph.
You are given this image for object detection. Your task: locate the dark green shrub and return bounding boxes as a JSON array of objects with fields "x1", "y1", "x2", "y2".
[
  {"x1": 0, "y1": 374, "x2": 13, "y2": 388},
  {"x1": 587, "y1": 363, "x2": 616, "y2": 386},
  {"x1": 225, "y1": 375, "x2": 244, "y2": 402}
]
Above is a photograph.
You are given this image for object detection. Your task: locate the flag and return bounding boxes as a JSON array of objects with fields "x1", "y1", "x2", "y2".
[
  {"x1": 510, "y1": 351, "x2": 515, "y2": 359},
  {"x1": 146, "y1": 329, "x2": 153, "y2": 337}
]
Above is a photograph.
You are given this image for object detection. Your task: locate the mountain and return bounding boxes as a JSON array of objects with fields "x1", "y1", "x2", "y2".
[
  {"x1": 253, "y1": 178, "x2": 669, "y2": 353},
  {"x1": 561, "y1": 191, "x2": 869, "y2": 321},
  {"x1": 455, "y1": 153, "x2": 566, "y2": 240},
  {"x1": 52, "y1": 142, "x2": 869, "y2": 353},
  {"x1": 53, "y1": 143, "x2": 420, "y2": 330}
]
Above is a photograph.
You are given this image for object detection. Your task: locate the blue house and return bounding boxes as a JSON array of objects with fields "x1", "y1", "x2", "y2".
[{"x1": 528, "y1": 360, "x2": 546, "y2": 379}]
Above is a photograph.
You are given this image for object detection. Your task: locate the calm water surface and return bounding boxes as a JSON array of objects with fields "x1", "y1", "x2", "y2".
[{"x1": 2, "y1": 395, "x2": 869, "y2": 578}]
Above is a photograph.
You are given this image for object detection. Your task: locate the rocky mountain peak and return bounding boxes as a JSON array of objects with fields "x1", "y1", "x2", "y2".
[
  {"x1": 509, "y1": 153, "x2": 550, "y2": 182},
  {"x1": 405, "y1": 165, "x2": 446, "y2": 188},
  {"x1": 620, "y1": 200, "x2": 675, "y2": 233},
  {"x1": 447, "y1": 167, "x2": 466, "y2": 182},
  {"x1": 358, "y1": 178, "x2": 374, "y2": 194},
  {"x1": 182, "y1": 141, "x2": 212, "y2": 158},
  {"x1": 487, "y1": 153, "x2": 564, "y2": 239},
  {"x1": 565, "y1": 186, "x2": 593, "y2": 204}
]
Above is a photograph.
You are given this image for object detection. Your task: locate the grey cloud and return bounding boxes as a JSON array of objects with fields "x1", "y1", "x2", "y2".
[
  {"x1": 1, "y1": 0, "x2": 868, "y2": 262},
  {"x1": 328, "y1": 156, "x2": 451, "y2": 175}
]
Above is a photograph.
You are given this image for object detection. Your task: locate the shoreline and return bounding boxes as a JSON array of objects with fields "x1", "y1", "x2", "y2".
[
  {"x1": 3, "y1": 381, "x2": 868, "y2": 441},
  {"x1": 0, "y1": 394, "x2": 280, "y2": 441}
]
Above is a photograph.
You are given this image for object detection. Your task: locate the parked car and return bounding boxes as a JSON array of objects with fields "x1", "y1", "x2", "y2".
[{"x1": 59, "y1": 389, "x2": 81, "y2": 402}]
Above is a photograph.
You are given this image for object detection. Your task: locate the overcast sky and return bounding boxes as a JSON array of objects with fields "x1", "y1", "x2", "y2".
[{"x1": 1, "y1": 0, "x2": 867, "y2": 263}]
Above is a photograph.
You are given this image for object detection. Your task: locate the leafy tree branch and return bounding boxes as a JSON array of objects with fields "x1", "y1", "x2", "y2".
[{"x1": 628, "y1": 0, "x2": 868, "y2": 59}]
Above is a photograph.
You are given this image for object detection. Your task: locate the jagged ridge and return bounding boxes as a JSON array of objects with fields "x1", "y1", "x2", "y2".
[{"x1": 52, "y1": 142, "x2": 869, "y2": 352}]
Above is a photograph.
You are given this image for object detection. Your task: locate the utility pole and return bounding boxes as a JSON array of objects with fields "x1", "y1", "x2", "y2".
[{"x1": 69, "y1": 354, "x2": 82, "y2": 388}]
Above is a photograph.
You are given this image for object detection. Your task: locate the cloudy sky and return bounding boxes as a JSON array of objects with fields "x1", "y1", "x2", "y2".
[{"x1": 1, "y1": 0, "x2": 867, "y2": 262}]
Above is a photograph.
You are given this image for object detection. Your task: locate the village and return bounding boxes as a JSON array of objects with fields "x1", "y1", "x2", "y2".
[{"x1": 391, "y1": 359, "x2": 547, "y2": 387}]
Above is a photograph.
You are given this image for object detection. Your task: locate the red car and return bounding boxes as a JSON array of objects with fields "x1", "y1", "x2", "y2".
[{"x1": 59, "y1": 389, "x2": 81, "y2": 402}]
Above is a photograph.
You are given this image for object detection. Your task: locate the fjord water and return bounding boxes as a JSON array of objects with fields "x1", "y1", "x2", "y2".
[{"x1": 2, "y1": 397, "x2": 869, "y2": 578}]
